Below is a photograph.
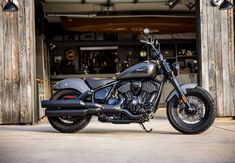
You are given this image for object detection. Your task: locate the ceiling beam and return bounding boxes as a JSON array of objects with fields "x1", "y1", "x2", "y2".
[
  {"x1": 44, "y1": 3, "x2": 193, "y2": 14},
  {"x1": 61, "y1": 17, "x2": 196, "y2": 33}
]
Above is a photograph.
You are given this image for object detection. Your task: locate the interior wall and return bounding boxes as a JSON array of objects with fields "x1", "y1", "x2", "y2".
[{"x1": 51, "y1": 45, "x2": 79, "y2": 74}]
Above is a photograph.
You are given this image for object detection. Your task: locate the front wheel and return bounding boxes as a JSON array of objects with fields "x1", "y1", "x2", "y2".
[{"x1": 167, "y1": 86, "x2": 216, "y2": 134}]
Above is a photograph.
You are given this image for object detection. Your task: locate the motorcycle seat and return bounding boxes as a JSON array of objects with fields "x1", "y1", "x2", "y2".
[{"x1": 85, "y1": 77, "x2": 114, "y2": 89}]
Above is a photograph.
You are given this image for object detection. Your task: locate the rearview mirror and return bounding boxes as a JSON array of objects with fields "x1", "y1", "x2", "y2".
[{"x1": 143, "y1": 28, "x2": 151, "y2": 35}]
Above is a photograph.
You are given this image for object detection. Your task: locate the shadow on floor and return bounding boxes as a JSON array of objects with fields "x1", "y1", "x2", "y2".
[{"x1": 0, "y1": 124, "x2": 180, "y2": 135}]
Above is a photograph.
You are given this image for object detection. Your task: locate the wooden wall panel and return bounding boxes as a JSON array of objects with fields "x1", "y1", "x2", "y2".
[
  {"x1": 19, "y1": 0, "x2": 36, "y2": 123},
  {"x1": 227, "y1": 9, "x2": 235, "y2": 117},
  {"x1": 0, "y1": 0, "x2": 36, "y2": 124},
  {"x1": 3, "y1": 12, "x2": 14, "y2": 123},
  {"x1": 199, "y1": 0, "x2": 209, "y2": 91},
  {"x1": 207, "y1": 3, "x2": 217, "y2": 101},
  {"x1": 221, "y1": 10, "x2": 231, "y2": 116},
  {"x1": 0, "y1": 4, "x2": 3, "y2": 124},
  {"x1": 11, "y1": 12, "x2": 20, "y2": 123},
  {"x1": 35, "y1": 35, "x2": 51, "y2": 120},
  {"x1": 198, "y1": 0, "x2": 235, "y2": 116},
  {"x1": 214, "y1": 7, "x2": 224, "y2": 116}
]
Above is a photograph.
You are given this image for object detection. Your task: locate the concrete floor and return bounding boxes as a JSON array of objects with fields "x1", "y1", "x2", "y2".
[{"x1": 0, "y1": 115, "x2": 235, "y2": 163}]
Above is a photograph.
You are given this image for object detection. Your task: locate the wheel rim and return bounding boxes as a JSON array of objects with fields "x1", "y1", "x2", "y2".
[{"x1": 176, "y1": 96, "x2": 206, "y2": 125}]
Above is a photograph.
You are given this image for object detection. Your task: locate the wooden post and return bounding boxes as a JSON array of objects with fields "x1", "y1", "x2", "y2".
[
  {"x1": 0, "y1": 2, "x2": 4, "y2": 124},
  {"x1": 0, "y1": 0, "x2": 36, "y2": 124},
  {"x1": 197, "y1": 0, "x2": 235, "y2": 116}
]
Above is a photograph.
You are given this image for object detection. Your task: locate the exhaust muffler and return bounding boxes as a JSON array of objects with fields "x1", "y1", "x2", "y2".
[{"x1": 41, "y1": 96, "x2": 140, "y2": 120}]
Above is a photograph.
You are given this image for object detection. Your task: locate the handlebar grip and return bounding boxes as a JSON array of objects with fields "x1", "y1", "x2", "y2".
[{"x1": 140, "y1": 40, "x2": 146, "y2": 43}]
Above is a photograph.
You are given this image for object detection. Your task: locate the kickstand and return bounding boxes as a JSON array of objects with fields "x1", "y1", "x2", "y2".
[{"x1": 139, "y1": 123, "x2": 153, "y2": 133}]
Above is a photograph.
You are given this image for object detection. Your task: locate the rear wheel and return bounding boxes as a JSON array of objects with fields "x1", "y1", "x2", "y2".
[
  {"x1": 167, "y1": 86, "x2": 216, "y2": 134},
  {"x1": 48, "y1": 89, "x2": 91, "y2": 133}
]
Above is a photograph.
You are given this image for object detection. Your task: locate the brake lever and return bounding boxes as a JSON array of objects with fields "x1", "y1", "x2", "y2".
[
  {"x1": 140, "y1": 39, "x2": 148, "y2": 44},
  {"x1": 140, "y1": 39, "x2": 153, "y2": 45}
]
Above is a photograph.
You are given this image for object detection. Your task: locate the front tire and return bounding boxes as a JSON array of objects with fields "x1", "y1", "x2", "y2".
[
  {"x1": 167, "y1": 86, "x2": 216, "y2": 134},
  {"x1": 48, "y1": 89, "x2": 91, "y2": 133}
]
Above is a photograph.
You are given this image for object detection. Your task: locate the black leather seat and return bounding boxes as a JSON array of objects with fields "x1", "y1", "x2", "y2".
[{"x1": 85, "y1": 77, "x2": 114, "y2": 89}]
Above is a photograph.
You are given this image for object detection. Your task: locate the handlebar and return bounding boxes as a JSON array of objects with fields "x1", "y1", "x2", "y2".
[
  {"x1": 139, "y1": 28, "x2": 165, "y2": 62},
  {"x1": 140, "y1": 39, "x2": 153, "y2": 45}
]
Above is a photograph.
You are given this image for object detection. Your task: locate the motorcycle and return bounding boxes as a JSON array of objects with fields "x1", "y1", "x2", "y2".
[{"x1": 41, "y1": 28, "x2": 216, "y2": 134}]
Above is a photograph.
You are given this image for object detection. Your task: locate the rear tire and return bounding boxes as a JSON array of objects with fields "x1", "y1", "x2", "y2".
[
  {"x1": 167, "y1": 86, "x2": 216, "y2": 134},
  {"x1": 48, "y1": 89, "x2": 91, "y2": 133}
]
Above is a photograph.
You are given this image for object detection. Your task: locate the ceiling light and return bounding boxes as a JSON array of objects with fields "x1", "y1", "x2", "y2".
[
  {"x1": 3, "y1": 0, "x2": 18, "y2": 12},
  {"x1": 219, "y1": 0, "x2": 233, "y2": 10},
  {"x1": 211, "y1": 0, "x2": 233, "y2": 10}
]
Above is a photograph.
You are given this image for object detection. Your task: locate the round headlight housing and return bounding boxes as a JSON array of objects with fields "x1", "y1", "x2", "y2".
[{"x1": 171, "y1": 62, "x2": 180, "y2": 76}]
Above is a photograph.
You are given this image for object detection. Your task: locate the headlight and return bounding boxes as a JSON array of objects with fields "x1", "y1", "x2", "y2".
[{"x1": 171, "y1": 63, "x2": 180, "y2": 76}]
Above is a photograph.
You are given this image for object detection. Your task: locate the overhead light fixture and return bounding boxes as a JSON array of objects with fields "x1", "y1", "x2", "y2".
[
  {"x1": 219, "y1": 0, "x2": 233, "y2": 10},
  {"x1": 211, "y1": 0, "x2": 233, "y2": 10},
  {"x1": 3, "y1": 0, "x2": 18, "y2": 12}
]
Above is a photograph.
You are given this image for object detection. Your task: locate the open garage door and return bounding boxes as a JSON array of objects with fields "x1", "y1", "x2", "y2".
[{"x1": 35, "y1": 0, "x2": 197, "y2": 120}]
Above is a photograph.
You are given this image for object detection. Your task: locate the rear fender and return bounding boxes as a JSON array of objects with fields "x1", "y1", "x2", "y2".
[
  {"x1": 54, "y1": 78, "x2": 90, "y2": 93},
  {"x1": 165, "y1": 84, "x2": 197, "y2": 102}
]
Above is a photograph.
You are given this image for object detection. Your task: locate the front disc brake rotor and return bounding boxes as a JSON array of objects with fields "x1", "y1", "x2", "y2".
[{"x1": 177, "y1": 96, "x2": 206, "y2": 124}]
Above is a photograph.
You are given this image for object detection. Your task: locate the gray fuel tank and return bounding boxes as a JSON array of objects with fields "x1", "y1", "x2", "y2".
[{"x1": 117, "y1": 61, "x2": 157, "y2": 80}]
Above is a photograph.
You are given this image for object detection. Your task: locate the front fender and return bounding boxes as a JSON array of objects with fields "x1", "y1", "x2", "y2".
[
  {"x1": 54, "y1": 78, "x2": 90, "y2": 93},
  {"x1": 165, "y1": 84, "x2": 197, "y2": 102}
]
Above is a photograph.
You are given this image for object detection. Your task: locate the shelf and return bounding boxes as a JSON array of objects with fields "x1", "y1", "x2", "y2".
[
  {"x1": 177, "y1": 55, "x2": 196, "y2": 58},
  {"x1": 165, "y1": 57, "x2": 176, "y2": 59}
]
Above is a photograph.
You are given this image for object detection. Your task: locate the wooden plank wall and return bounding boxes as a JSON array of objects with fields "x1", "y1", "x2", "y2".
[
  {"x1": 198, "y1": 0, "x2": 235, "y2": 116},
  {"x1": 0, "y1": 0, "x2": 36, "y2": 124}
]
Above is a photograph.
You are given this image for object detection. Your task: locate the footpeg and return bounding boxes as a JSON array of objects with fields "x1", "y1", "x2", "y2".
[{"x1": 139, "y1": 123, "x2": 153, "y2": 133}]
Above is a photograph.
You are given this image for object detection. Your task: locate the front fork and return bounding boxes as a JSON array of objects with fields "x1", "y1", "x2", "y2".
[
  {"x1": 162, "y1": 61, "x2": 192, "y2": 110},
  {"x1": 169, "y1": 76, "x2": 192, "y2": 110}
]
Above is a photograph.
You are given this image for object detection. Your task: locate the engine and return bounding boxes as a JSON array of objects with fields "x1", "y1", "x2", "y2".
[{"x1": 117, "y1": 80, "x2": 159, "y2": 115}]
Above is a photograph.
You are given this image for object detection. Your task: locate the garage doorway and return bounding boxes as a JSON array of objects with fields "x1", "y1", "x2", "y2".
[{"x1": 35, "y1": 0, "x2": 198, "y2": 119}]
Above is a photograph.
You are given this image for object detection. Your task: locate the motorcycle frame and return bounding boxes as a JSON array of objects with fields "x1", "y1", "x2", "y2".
[{"x1": 76, "y1": 74, "x2": 168, "y2": 114}]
